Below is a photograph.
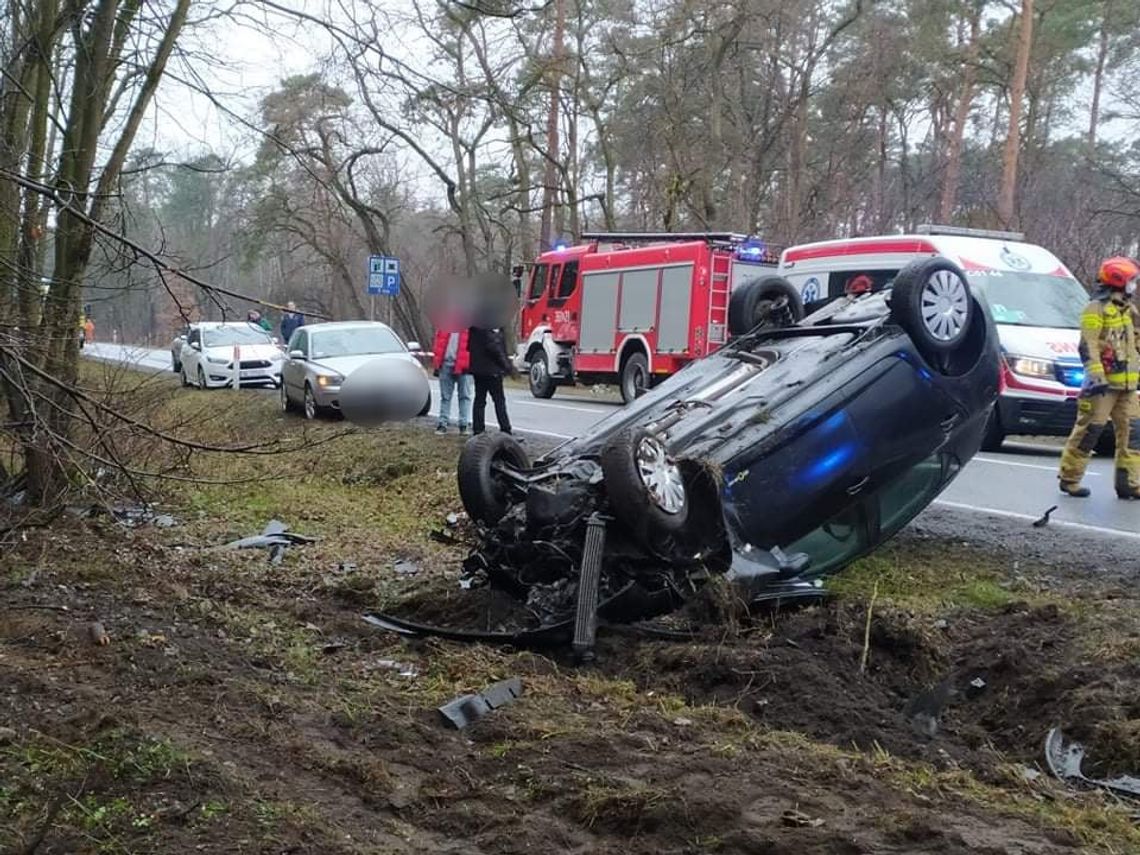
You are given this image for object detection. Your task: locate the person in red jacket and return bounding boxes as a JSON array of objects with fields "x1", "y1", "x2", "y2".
[{"x1": 432, "y1": 321, "x2": 473, "y2": 434}]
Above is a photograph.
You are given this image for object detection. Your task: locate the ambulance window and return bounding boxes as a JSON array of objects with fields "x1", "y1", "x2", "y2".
[
  {"x1": 551, "y1": 261, "x2": 579, "y2": 303},
  {"x1": 527, "y1": 264, "x2": 549, "y2": 301}
]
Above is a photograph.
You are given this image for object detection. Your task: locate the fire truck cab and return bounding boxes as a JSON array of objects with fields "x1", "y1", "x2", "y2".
[{"x1": 516, "y1": 232, "x2": 781, "y2": 403}]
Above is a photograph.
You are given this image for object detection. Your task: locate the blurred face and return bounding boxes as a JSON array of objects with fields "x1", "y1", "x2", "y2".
[{"x1": 287, "y1": 302, "x2": 296, "y2": 311}]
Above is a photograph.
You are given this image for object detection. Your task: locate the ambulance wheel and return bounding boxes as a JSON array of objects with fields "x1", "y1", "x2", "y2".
[
  {"x1": 728, "y1": 276, "x2": 804, "y2": 337},
  {"x1": 619, "y1": 352, "x2": 650, "y2": 404},
  {"x1": 981, "y1": 406, "x2": 1005, "y2": 452},
  {"x1": 458, "y1": 433, "x2": 529, "y2": 524},
  {"x1": 528, "y1": 352, "x2": 556, "y2": 399},
  {"x1": 890, "y1": 258, "x2": 974, "y2": 356}
]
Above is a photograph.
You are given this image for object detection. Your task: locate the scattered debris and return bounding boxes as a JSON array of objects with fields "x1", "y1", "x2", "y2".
[
  {"x1": 88, "y1": 621, "x2": 110, "y2": 646},
  {"x1": 781, "y1": 808, "x2": 825, "y2": 828},
  {"x1": 370, "y1": 659, "x2": 419, "y2": 678},
  {"x1": 966, "y1": 676, "x2": 987, "y2": 698},
  {"x1": 219, "y1": 519, "x2": 316, "y2": 564},
  {"x1": 1044, "y1": 727, "x2": 1140, "y2": 800},
  {"x1": 335, "y1": 562, "x2": 358, "y2": 574},
  {"x1": 445, "y1": 512, "x2": 461, "y2": 527},
  {"x1": 393, "y1": 558, "x2": 419, "y2": 576},
  {"x1": 437, "y1": 677, "x2": 523, "y2": 730},
  {"x1": 321, "y1": 641, "x2": 349, "y2": 655},
  {"x1": 1032, "y1": 505, "x2": 1058, "y2": 528},
  {"x1": 672, "y1": 717, "x2": 693, "y2": 727},
  {"x1": 66, "y1": 503, "x2": 179, "y2": 529},
  {"x1": 933, "y1": 618, "x2": 949, "y2": 630}
]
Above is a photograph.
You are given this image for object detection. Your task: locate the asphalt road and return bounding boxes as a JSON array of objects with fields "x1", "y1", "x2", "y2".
[{"x1": 85, "y1": 342, "x2": 1140, "y2": 543}]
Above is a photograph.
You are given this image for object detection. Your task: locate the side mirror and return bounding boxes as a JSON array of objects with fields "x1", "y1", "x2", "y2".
[
  {"x1": 406, "y1": 341, "x2": 422, "y2": 352},
  {"x1": 288, "y1": 350, "x2": 305, "y2": 360},
  {"x1": 175, "y1": 335, "x2": 185, "y2": 343},
  {"x1": 190, "y1": 342, "x2": 202, "y2": 351}
]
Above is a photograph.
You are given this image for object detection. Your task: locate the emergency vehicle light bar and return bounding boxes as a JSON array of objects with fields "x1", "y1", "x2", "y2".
[
  {"x1": 580, "y1": 231, "x2": 751, "y2": 244},
  {"x1": 916, "y1": 224, "x2": 1025, "y2": 242}
]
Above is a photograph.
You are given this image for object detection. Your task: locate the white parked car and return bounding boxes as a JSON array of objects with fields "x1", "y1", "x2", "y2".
[
  {"x1": 179, "y1": 322, "x2": 284, "y2": 389},
  {"x1": 280, "y1": 321, "x2": 431, "y2": 419}
]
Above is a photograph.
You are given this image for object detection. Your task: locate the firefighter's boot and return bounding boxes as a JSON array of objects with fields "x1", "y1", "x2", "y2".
[
  {"x1": 1115, "y1": 469, "x2": 1140, "y2": 499},
  {"x1": 1059, "y1": 481, "x2": 1091, "y2": 498}
]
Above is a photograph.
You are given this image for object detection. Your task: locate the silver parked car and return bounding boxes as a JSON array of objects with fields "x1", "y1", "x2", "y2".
[{"x1": 280, "y1": 321, "x2": 432, "y2": 420}]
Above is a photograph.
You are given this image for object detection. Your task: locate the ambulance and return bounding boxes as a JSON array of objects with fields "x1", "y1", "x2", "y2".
[{"x1": 777, "y1": 225, "x2": 1091, "y2": 450}]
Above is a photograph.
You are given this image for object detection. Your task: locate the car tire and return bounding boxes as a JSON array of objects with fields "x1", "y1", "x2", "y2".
[
  {"x1": 172, "y1": 357, "x2": 181, "y2": 373},
  {"x1": 619, "y1": 352, "x2": 650, "y2": 404},
  {"x1": 418, "y1": 390, "x2": 432, "y2": 418},
  {"x1": 981, "y1": 405, "x2": 1005, "y2": 452},
  {"x1": 197, "y1": 366, "x2": 208, "y2": 389},
  {"x1": 457, "y1": 432, "x2": 529, "y2": 524},
  {"x1": 303, "y1": 384, "x2": 319, "y2": 420},
  {"x1": 601, "y1": 428, "x2": 689, "y2": 544},
  {"x1": 281, "y1": 381, "x2": 297, "y2": 414},
  {"x1": 890, "y1": 258, "x2": 974, "y2": 356},
  {"x1": 528, "y1": 351, "x2": 556, "y2": 399},
  {"x1": 728, "y1": 276, "x2": 804, "y2": 337},
  {"x1": 180, "y1": 366, "x2": 190, "y2": 388}
]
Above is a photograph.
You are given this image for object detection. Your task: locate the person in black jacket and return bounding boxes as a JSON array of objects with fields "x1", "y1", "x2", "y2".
[{"x1": 467, "y1": 324, "x2": 515, "y2": 435}]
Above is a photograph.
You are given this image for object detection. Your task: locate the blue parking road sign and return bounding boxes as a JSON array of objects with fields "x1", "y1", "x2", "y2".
[{"x1": 367, "y1": 254, "x2": 400, "y2": 296}]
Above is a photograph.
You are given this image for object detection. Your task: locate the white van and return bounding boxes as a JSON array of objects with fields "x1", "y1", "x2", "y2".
[{"x1": 778, "y1": 225, "x2": 1090, "y2": 450}]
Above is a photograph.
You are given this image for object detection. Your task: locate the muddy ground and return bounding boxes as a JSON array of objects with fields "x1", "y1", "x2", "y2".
[{"x1": 2, "y1": 380, "x2": 1138, "y2": 854}]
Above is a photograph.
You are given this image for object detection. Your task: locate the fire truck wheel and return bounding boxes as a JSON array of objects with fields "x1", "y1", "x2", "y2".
[
  {"x1": 601, "y1": 428, "x2": 690, "y2": 544},
  {"x1": 727, "y1": 276, "x2": 804, "y2": 337},
  {"x1": 619, "y1": 352, "x2": 650, "y2": 404},
  {"x1": 458, "y1": 433, "x2": 530, "y2": 524},
  {"x1": 889, "y1": 257, "x2": 974, "y2": 355},
  {"x1": 528, "y1": 352, "x2": 556, "y2": 398}
]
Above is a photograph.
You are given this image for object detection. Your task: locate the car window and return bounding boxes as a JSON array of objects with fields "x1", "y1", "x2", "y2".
[
  {"x1": 309, "y1": 326, "x2": 403, "y2": 359},
  {"x1": 877, "y1": 454, "x2": 948, "y2": 536},
  {"x1": 203, "y1": 325, "x2": 272, "y2": 347},
  {"x1": 291, "y1": 330, "x2": 308, "y2": 354},
  {"x1": 784, "y1": 503, "x2": 869, "y2": 577},
  {"x1": 187, "y1": 329, "x2": 200, "y2": 346},
  {"x1": 551, "y1": 260, "x2": 579, "y2": 303},
  {"x1": 528, "y1": 264, "x2": 550, "y2": 301},
  {"x1": 965, "y1": 271, "x2": 1087, "y2": 328}
]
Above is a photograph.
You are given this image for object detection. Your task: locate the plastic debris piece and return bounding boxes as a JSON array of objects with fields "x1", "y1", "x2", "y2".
[
  {"x1": 1044, "y1": 727, "x2": 1140, "y2": 800},
  {"x1": 438, "y1": 678, "x2": 523, "y2": 729}
]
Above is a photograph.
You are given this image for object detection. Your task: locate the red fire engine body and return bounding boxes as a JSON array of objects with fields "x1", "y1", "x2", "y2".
[{"x1": 515, "y1": 232, "x2": 780, "y2": 403}]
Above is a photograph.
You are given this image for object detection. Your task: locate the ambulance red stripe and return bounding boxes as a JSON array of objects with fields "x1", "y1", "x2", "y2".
[{"x1": 783, "y1": 239, "x2": 937, "y2": 263}]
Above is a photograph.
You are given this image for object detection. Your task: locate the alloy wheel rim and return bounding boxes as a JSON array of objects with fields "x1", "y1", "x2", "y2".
[
  {"x1": 304, "y1": 388, "x2": 316, "y2": 419},
  {"x1": 530, "y1": 358, "x2": 546, "y2": 385},
  {"x1": 635, "y1": 435, "x2": 685, "y2": 514},
  {"x1": 920, "y1": 271, "x2": 968, "y2": 342}
]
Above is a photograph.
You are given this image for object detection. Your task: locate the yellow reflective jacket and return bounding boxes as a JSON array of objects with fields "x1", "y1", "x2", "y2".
[{"x1": 1079, "y1": 293, "x2": 1139, "y2": 390}]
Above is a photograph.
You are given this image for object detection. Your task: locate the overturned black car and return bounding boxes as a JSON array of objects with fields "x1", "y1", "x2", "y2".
[{"x1": 447, "y1": 258, "x2": 999, "y2": 652}]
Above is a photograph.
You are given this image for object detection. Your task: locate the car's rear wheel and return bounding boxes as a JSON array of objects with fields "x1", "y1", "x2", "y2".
[
  {"x1": 303, "y1": 384, "x2": 319, "y2": 420},
  {"x1": 728, "y1": 276, "x2": 804, "y2": 337},
  {"x1": 171, "y1": 356, "x2": 181, "y2": 373},
  {"x1": 602, "y1": 428, "x2": 690, "y2": 545},
  {"x1": 529, "y1": 351, "x2": 556, "y2": 399},
  {"x1": 458, "y1": 433, "x2": 529, "y2": 524},
  {"x1": 619, "y1": 352, "x2": 649, "y2": 404},
  {"x1": 891, "y1": 258, "x2": 974, "y2": 357}
]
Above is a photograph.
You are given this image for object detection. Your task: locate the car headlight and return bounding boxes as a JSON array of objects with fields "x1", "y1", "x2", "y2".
[
  {"x1": 316, "y1": 373, "x2": 344, "y2": 388},
  {"x1": 207, "y1": 355, "x2": 229, "y2": 365},
  {"x1": 1006, "y1": 355, "x2": 1054, "y2": 380}
]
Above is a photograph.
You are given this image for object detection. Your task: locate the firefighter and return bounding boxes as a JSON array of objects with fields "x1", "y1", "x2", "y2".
[{"x1": 1058, "y1": 256, "x2": 1140, "y2": 499}]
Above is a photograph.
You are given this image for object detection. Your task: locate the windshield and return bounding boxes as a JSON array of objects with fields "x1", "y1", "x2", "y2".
[
  {"x1": 203, "y1": 325, "x2": 273, "y2": 347},
  {"x1": 310, "y1": 326, "x2": 403, "y2": 358},
  {"x1": 965, "y1": 271, "x2": 1088, "y2": 329}
]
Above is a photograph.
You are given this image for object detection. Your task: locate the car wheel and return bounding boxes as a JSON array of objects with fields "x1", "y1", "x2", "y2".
[
  {"x1": 890, "y1": 258, "x2": 974, "y2": 356},
  {"x1": 601, "y1": 428, "x2": 689, "y2": 544},
  {"x1": 457, "y1": 432, "x2": 529, "y2": 524},
  {"x1": 418, "y1": 390, "x2": 432, "y2": 418},
  {"x1": 281, "y1": 381, "x2": 296, "y2": 414},
  {"x1": 172, "y1": 357, "x2": 181, "y2": 373},
  {"x1": 528, "y1": 352, "x2": 556, "y2": 399},
  {"x1": 727, "y1": 276, "x2": 804, "y2": 337},
  {"x1": 303, "y1": 384, "x2": 319, "y2": 420},
  {"x1": 197, "y1": 366, "x2": 207, "y2": 389},
  {"x1": 619, "y1": 352, "x2": 650, "y2": 405},
  {"x1": 981, "y1": 405, "x2": 1005, "y2": 452}
]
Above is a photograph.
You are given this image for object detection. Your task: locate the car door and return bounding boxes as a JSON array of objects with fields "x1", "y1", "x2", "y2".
[
  {"x1": 183, "y1": 328, "x2": 202, "y2": 376},
  {"x1": 284, "y1": 329, "x2": 308, "y2": 399}
]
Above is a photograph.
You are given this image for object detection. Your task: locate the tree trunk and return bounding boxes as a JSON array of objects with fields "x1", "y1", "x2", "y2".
[
  {"x1": 1087, "y1": 0, "x2": 1112, "y2": 149},
  {"x1": 539, "y1": 0, "x2": 565, "y2": 251},
  {"x1": 997, "y1": 0, "x2": 1034, "y2": 228},
  {"x1": 939, "y1": 2, "x2": 981, "y2": 221}
]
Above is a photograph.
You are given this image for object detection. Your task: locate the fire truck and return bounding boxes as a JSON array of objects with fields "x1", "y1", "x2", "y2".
[{"x1": 515, "y1": 232, "x2": 783, "y2": 403}]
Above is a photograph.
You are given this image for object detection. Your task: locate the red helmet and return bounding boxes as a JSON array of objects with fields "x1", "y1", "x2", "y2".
[
  {"x1": 846, "y1": 274, "x2": 874, "y2": 295},
  {"x1": 1097, "y1": 257, "x2": 1140, "y2": 290}
]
